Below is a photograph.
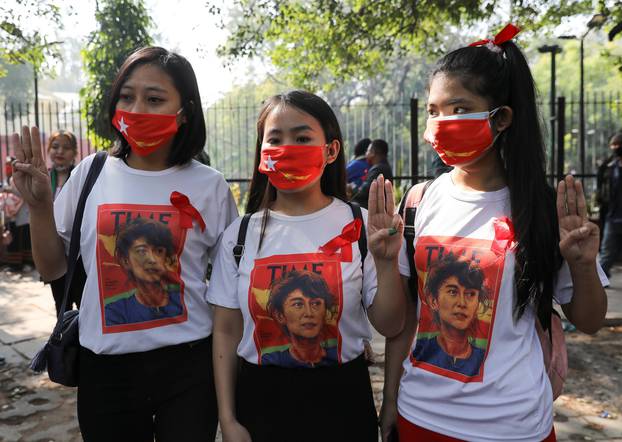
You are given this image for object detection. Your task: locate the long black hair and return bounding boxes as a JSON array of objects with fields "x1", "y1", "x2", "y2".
[
  {"x1": 431, "y1": 41, "x2": 563, "y2": 326},
  {"x1": 108, "y1": 46, "x2": 206, "y2": 166},
  {"x1": 245, "y1": 90, "x2": 347, "y2": 252}
]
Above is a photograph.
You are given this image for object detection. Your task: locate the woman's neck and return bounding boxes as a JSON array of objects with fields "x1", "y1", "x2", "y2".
[
  {"x1": 135, "y1": 281, "x2": 169, "y2": 307},
  {"x1": 126, "y1": 143, "x2": 173, "y2": 171},
  {"x1": 289, "y1": 335, "x2": 326, "y2": 365},
  {"x1": 451, "y1": 149, "x2": 506, "y2": 192},
  {"x1": 437, "y1": 327, "x2": 472, "y2": 359},
  {"x1": 271, "y1": 182, "x2": 333, "y2": 216},
  {"x1": 54, "y1": 168, "x2": 69, "y2": 186}
]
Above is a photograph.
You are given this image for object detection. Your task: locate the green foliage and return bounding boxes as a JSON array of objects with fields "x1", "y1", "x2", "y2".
[
  {"x1": 211, "y1": 0, "x2": 622, "y2": 90},
  {"x1": 214, "y1": 0, "x2": 494, "y2": 91},
  {"x1": 531, "y1": 38, "x2": 622, "y2": 98},
  {"x1": 0, "y1": 60, "x2": 32, "y2": 102},
  {"x1": 80, "y1": 0, "x2": 153, "y2": 149},
  {"x1": 0, "y1": 0, "x2": 63, "y2": 77}
]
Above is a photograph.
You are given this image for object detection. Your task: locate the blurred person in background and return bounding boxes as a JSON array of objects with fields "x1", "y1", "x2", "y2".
[
  {"x1": 1, "y1": 156, "x2": 32, "y2": 272},
  {"x1": 353, "y1": 139, "x2": 394, "y2": 209},
  {"x1": 597, "y1": 131, "x2": 622, "y2": 277},
  {"x1": 48, "y1": 130, "x2": 78, "y2": 201},
  {"x1": 346, "y1": 137, "x2": 371, "y2": 196}
]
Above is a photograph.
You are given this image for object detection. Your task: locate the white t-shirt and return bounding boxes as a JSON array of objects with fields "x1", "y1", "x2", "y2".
[
  {"x1": 54, "y1": 154, "x2": 238, "y2": 354},
  {"x1": 207, "y1": 198, "x2": 376, "y2": 368},
  {"x1": 396, "y1": 172, "x2": 608, "y2": 441}
]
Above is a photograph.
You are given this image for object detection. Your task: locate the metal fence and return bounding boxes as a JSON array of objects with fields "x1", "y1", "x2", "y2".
[
  {"x1": 0, "y1": 101, "x2": 96, "y2": 183},
  {"x1": 206, "y1": 92, "x2": 622, "y2": 200},
  {"x1": 2, "y1": 93, "x2": 620, "y2": 202}
]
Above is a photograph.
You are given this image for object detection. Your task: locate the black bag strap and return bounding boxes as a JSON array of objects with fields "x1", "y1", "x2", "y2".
[
  {"x1": 233, "y1": 213, "x2": 253, "y2": 267},
  {"x1": 398, "y1": 180, "x2": 432, "y2": 306},
  {"x1": 233, "y1": 202, "x2": 368, "y2": 270},
  {"x1": 346, "y1": 201, "x2": 367, "y2": 272},
  {"x1": 52, "y1": 151, "x2": 107, "y2": 334}
]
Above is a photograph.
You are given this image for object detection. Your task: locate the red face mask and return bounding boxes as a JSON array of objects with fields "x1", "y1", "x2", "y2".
[
  {"x1": 423, "y1": 108, "x2": 500, "y2": 166},
  {"x1": 112, "y1": 109, "x2": 180, "y2": 157},
  {"x1": 258, "y1": 144, "x2": 325, "y2": 190}
]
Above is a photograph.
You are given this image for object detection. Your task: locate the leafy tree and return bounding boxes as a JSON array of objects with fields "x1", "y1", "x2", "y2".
[
  {"x1": 0, "y1": 60, "x2": 33, "y2": 102},
  {"x1": 0, "y1": 0, "x2": 63, "y2": 77},
  {"x1": 210, "y1": 0, "x2": 622, "y2": 90},
  {"x1": 80, "y1": 0, "x2": 153, "y2": 149}
]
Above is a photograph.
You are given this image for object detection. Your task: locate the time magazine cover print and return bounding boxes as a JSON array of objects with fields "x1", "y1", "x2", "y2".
[
  {"x1": 410, "y1": 236, "x2": 505, "y2": 382},
  {"x1": 96, "y1": 203, "x2": 188, "y2": 334},
  {"x1": 248, "y1": 253, "x2": 344, "y2": 368}
]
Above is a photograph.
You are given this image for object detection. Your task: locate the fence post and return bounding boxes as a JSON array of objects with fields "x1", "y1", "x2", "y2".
[
  {"x1": 410, "y1": 97, "x2": 418, "y2": 184},
  {"x1": 556, "y1": 96, "x2": 566, "y2": 183}
]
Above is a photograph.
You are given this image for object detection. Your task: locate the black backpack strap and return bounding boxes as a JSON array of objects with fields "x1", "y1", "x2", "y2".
[
  {"x1": 397, "y1": 184, "x2": 412, "y2": 218},
  {"x1": 53, "y1": 151, "x2": 107, "y2": 330},
  {"x1": 346, "y1": 201, "x2": 366, "y2": 271},
  {"x1": 399, "y1": 180, "x2": 433, "y2": 306},
  {"x1": 233, "y1": 213, "x2": 253, "y2": 267}
]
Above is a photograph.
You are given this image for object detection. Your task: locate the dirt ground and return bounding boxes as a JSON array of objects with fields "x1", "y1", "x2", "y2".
[
  {"x1": 0, "y1": 327, "x2": 620, "y2": 441},
  {"x1": 554, "y1": 325, "x2": 622, "y2": 423}
]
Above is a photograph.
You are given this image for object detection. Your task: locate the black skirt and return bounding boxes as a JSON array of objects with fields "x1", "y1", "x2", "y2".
[{"x1": 236, "y1": 354, "x2": 378, "y2": 442}]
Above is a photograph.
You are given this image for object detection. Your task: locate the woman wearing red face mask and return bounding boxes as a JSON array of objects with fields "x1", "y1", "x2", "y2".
[
  {"x1": 10, "y1": 47, "x2": 237, "y2": 442},
  {"x1": 208, "y1": 90, "x2": 406, "y2": 442},
  {"x1": 379, "y1": 25, "x2": 609, "y2": 442}
]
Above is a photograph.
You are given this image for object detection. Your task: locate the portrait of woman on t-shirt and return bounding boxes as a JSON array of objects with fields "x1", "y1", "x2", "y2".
[
  {"x1": 105, "y1": 217, "x2": 183, "y2": 326},
  {"x1": 263, "y1": 269, "x2": 338, "y2": 368},
  {"x1": 413, "y1": 254, "x2": 490, "y2": 377}
]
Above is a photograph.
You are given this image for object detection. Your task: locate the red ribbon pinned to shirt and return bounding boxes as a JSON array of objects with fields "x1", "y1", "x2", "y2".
[
  {"x1": 319, "y1": 218, "x2": 362, "y2": 263},
  {"x1": 469, "y1": 23, "x2": 520, "y2": 48},
  {"x1": 491, "y1": 216, "x2": 517, "y2": 255},
  {"x1": 170, "y1": 191, "x2": 206, "y2": 232}
]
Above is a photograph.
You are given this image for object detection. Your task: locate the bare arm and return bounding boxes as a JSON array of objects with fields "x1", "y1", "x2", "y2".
[
  {"x1": 379, "y1": 277, "x2": 417, "y2": 442},
  {"x1": 556, "y1": 175, "x2": 607, "y2": 335},
  {"x1": 366, "y1": 175, "x2": 406, "y2": 337},
  {"x1": 11, "y1": 127, "x2": 66, "y2": 280},
  {"x1": 561, "y1": 264, "x2": 607, "y2": 334},
  {"x1": 212, "y1": 306, "x2": 251, "y2": 442}
]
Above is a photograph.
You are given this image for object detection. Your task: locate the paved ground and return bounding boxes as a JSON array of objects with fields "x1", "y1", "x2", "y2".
[{"x1": 0, "y1": 265, "x2": 621, "y2": 441}]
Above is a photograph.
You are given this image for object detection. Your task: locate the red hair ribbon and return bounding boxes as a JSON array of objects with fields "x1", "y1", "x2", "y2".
[
  {"x1": 491, "y1": 216, "x2": 517, "y2": 255},
  {"x1": 170, "y1": 191, "x2": 206, "y2": 232},
  {"x1": 469, "y1": 24, "x2": 520, "y2": 49},
  {"x1": 319, "y1": 218, "x2": 362, "y2": 263}
]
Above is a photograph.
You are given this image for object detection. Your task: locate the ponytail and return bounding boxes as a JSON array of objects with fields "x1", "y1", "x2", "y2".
[{"x1": 431, "y1": 39, "x2": 563, "y2": 324}]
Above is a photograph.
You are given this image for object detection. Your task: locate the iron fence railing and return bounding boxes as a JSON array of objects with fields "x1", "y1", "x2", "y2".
[
  {"x1": 0, "y1": 100, "x2": 96, "y2": 182},
  {"x1": 2, "y1": 93, "x2": 620, "y2": 205}
]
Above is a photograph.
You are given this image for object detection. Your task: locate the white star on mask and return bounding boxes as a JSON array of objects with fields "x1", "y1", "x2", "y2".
[
  {"x1": 118, "y1": 117, "x2": 129, "y2": 135},
  {"x1": 264, "y1": 155, "x2": 277, "y2": 171}
]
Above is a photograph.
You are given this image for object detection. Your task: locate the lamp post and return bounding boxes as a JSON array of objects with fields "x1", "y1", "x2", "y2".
[
  {"x1": 537, "y1": 44, "x2": 562, "y2": 185},
  {"x1": 560, "y1": 13, "x2": 606, "y2": 180}
]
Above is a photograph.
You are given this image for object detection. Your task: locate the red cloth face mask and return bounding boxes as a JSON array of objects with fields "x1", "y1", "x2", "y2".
[
  {"x1": 423, "y1": 108, "x2": 500, "y2": 166},
  {"x1": 112, "y1": 109, "x2": 179, "y2": 157},
  {"x1": 258, "y1": 144, "x2": 325, "y2": 190}
]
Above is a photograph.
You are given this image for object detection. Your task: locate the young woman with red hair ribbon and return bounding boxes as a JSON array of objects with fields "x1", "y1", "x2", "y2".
[{"x1": 380, "y1": 24, "x2": 608, "y2": 442}]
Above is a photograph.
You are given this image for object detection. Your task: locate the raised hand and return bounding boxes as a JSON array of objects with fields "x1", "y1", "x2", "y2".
[
  {"x1": 367, "y1": 175, "x2": 404, "y2": 261},
  {"x1": 556, "y1": 175, "x2": 600, "y2": 266},
  {"x1": 11, "y1": 126, "x2": 53, "y2": 208}
]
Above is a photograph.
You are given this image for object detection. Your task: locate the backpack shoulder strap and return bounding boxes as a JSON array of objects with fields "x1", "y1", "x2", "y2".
[
  {"x1": 55, "y1": 151, "x2": 107, "y2": 324},
  {"x1": 346, "y1": 201, "x2": 366, "y2": 270},
  {"x1": 233, "y1": 213, "x2": 253, "y2": 267},
  {"x1": 398, "y1": 180, "x2": 432, "y2": 305}
]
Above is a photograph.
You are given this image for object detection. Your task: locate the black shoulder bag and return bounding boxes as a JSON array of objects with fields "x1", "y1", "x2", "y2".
[{"x1": 29, "y1": 151, "x2": 107, "y2": 387}]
